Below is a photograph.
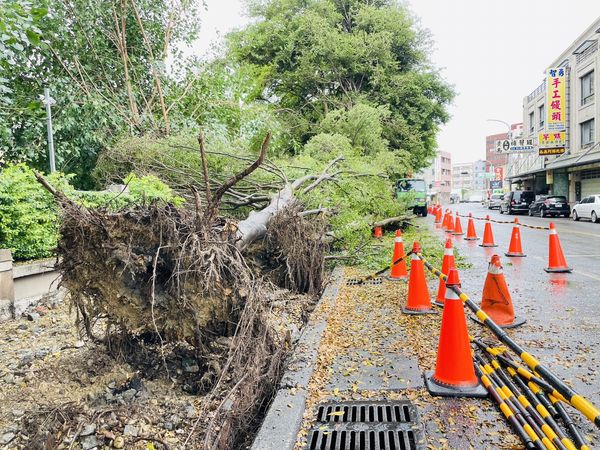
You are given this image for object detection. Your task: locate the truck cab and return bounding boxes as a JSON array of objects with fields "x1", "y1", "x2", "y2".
[{"x1": 395, "y1": 178, "x2": 428, "y2": 217}]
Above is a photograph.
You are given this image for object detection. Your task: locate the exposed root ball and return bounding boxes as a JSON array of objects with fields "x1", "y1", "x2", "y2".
[
  {"x1": 264, "y1": 205, "x2": 327, "y2": 295},
  {"x1": 56, "y1": 202, "x2": 251, "y2": 348}
]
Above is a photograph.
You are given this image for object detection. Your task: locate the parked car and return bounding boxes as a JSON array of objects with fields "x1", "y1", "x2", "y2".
[
  {"x1": 528, "y1": 195, "x2": 570, "y2": 217},
  {"x1": 487, "y1": 194, "x2": 503, "y2": 210},
  {"x1": 499, "y1": 190, "x2": 535, "y2": 214},
  {"x1": 572, "y1": 195, "x2": 600, "y2": 222}
]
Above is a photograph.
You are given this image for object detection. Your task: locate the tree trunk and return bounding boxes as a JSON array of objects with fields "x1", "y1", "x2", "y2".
[{"x1": 235, "y1": 185, "x2": 293, "y2": 250}]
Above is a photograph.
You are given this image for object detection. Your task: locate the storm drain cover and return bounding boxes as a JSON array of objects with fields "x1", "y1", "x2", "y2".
[
  {"x1": 346, "y1": 277, "x2": 383, "y2": 286},
  {"x1": 307, "y1": 401, "x2": 424, "y2": 450}
]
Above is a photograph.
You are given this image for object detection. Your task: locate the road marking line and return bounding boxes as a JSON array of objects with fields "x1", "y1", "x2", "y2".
[
  {"x1": 531, "y1": 255, "x2": 600, "y2": 281},
  {"x1": 553, "y1": 229, "x2": 600, "y2": 238}
]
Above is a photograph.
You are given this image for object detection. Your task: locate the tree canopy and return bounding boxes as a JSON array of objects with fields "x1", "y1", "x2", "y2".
[
  {"x1": 228, "y1": 0, "x2": 454, "y2": 170},
  {"x1": 1, "y1": 0, "x2": 201, "y2": 188}
]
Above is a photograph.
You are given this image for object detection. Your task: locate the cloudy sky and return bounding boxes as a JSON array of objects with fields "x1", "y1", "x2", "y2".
[{"x1": 193, "y1": 0, "x2": 600, "y2": 163}]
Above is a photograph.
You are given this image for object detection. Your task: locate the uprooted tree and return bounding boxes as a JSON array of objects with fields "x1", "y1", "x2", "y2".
[{"x1": 35, "y1": 132, "x2": 374, "y2": 449}]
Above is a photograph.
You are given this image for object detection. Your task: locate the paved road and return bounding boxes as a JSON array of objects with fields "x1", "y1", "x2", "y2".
[
  {"x1": 456, "y1": 202, "x2": 600, "y2": 279},
  {"x1": 426, "y1": 202, "x2": 600, "y2": 443}
]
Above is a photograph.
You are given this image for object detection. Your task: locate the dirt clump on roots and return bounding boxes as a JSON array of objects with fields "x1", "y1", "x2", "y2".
[
  {"x1": 12, "y1": 173, "x2": 328, "y2": 449},
  {"x1": 263, "y1": 203, "x2": 327, "y2": 296},
  {"x1": 56, "y1": 202, "x2": 251, "y2": 349}
]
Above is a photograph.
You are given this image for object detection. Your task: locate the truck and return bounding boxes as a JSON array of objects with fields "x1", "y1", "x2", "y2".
[{"x1": 395, "y1": 178, "x2": 428, "y2": 217}]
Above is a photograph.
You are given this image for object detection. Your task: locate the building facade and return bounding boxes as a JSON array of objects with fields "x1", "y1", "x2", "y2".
[
  {"x1": 451, "y1": 160, "x2": 490, "y2": 200},
  {"x1": 472, "y1": 159, "x2": 489, "y2": 191},
  {"x1": 485, "y1": 123, "x2": 523, "y2": 191},
  {"x1": 417, "y1": 151, "x2": 452, "y2": 204},
  {"x1": 452, "y1": 162, "x2": 473, "y2": 199},
  {"x1": 509, "y1": 17, "x2": 600, "y2": 204}
]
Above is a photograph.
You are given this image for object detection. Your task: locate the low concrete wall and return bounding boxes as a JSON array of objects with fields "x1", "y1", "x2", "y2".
[{"x1": 0, "y1": 250, "x2": 63, "y2": 321}]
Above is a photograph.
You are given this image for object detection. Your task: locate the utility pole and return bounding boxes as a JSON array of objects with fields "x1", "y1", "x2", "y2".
[{"x1": 40, "y1": 88, "x2": 57, "y2": 173}]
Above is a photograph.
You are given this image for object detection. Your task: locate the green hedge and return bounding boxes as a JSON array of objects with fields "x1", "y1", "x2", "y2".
[{"x1": 0, "y1": 164, "x2": 183, "y2": 261}]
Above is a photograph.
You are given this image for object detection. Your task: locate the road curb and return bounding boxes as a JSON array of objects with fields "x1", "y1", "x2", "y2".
[{"x1": 251, "y1": 266, "x2": 345, "y2": 450}]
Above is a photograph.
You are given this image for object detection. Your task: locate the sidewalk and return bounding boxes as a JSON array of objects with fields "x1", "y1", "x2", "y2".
[
  {"x1": 291, "y1": 264, "x2": 519, "y2": 449},
  {"x1": 254, "y1": 215, "x2": 600, "y2": 449}
]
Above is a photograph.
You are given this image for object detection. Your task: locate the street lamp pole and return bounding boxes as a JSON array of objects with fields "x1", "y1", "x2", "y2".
[
  {"x1": 40, "y1": 88, "x2": 57, "y2": 173},
  {"x1": 486, "y1": 118, "x2": 512, "y2": 137}
]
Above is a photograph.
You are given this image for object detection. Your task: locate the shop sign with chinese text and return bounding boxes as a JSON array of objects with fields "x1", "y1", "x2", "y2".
[
  {"x1": 538, "y1": 131, "x2": 566, "y2": 148},
  {"x1": 546, "y1": 68, "x2": 566, "y2": 131},
  {"x1": 539, "y1": 147, "x2": 566, "y2": 156},
  {"x1": 494, "y1": 166, "x2": 503, "y2": 181},
  {"x1": 495, "y1": 138, "x2": 536, "y2": 153}
]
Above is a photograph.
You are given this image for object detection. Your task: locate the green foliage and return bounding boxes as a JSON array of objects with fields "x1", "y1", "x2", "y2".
[
  {"x1": 1, "y1": 0, "x2": 202, "y2": 188},
  {"x1": 0, "y1": 163, "x2": 64, "y2": 260},
  {"x1": 124, "y1": 173, "x2": 185, "y2": 207},
  {"x1": 94, "y1": 131, "x2": 281, "y2": 218},
  {"x1": 0, "y1": 1, "x2": 47, "y2": 103},
  {"x1": 0, "y1": 164, "x2": 183, "y2": 260},
  {"x1": 278, "y1": 128, "x2": 412, "y2": 257},
  {"x1": 319, "y1": 103, "x2": 390, "y2": 155},
  {"x1": 228, "y1": 0, "x2": 455, "y2": 170},
  {"x1": 358, "y1": 226, "x2": 469, "y2": 273}
]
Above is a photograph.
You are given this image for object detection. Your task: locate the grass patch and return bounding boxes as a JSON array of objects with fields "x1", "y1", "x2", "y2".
[{"x1": 339, "y1": 220, "x2": 472, "y2": 276}]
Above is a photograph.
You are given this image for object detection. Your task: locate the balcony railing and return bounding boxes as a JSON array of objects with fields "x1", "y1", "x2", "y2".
[
  {"x1": 527, "y1": 80, "x2": 546, "y2": 103},
  {"x1": 576, "y1": 40, "x2": 598, "y2": 64}
]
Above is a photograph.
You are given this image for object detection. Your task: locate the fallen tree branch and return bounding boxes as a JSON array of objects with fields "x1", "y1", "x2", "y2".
[
  {"x1": 298, "y1": 207, "x2": 330, "y2": 217},
  {"x1": 235, "y1": 156, "x2": 343, "y2": 250},
  {"x1": 301, "y1": 156, "x2": 344, "y2": 194},
  {"x1": 211, "y1": 133, "x2": 271, "y2": 206},
  {"x1": 198, "y1": 132, "x2": 212, "y2": 205},
  {"x1": 372, "y1": 216, "x2": 413, "y2": 228}
]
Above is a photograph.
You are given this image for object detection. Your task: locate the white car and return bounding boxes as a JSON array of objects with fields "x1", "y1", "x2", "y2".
[{"x1": 572, "y1": 194, "x2": 600, "y2": 222}]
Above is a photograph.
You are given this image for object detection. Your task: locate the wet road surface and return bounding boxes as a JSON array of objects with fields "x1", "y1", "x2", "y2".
[{"x1": 426, "y1": 202, "x2": 600, "y2": 444}]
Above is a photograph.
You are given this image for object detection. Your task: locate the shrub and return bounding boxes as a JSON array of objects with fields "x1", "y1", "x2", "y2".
[
  {"x1": 0, "y1": 164, "x2": 65, "y2": 260},
  {"x1": 0, "y1": 164, "x2": 183, "y2": 261}
]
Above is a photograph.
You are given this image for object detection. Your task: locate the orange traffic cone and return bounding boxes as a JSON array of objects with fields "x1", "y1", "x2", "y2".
[
  {"x1": 373, "y1": 226, "x2": 383, "y2": 239},
  {"x1": 434, "y1": 207, "x2": 442, "y2": 224},
  {"x1": 464, "y1": 213, "x2": 479, "y2": 241},
  {"x1": 388, "y1": 230, "x2": 408, "y2": 281},
  {"x1": 434, "y1": 239, "x2": 455, "y2": 307},
  {"x1": 452, "y1": 215, "x2": 464, "y2": 236},
  {"x1": 425, "y1": 268, "x2": 487, "y2": 397},
  {"x1": 445, "y1": 212, "x2": 455, "y2": 233},
  {"x1": 475, "y1": 255, "x2": 526, "y2": 328},
  {"x1": 545, "y1": 223, "x2": 572, "y2": 273},
  {"x1": 402, "y1": 242, "x2": 436, "y2": 315},
  {"x1": 441, "y1": 210, "x2": 449, "y2": 229},
  {"x1": 479, "y1": 215, "x2": 498, "y2": 247},
  {"x1": 505, "y1": 218, "x2": 526, "y2": 257}
]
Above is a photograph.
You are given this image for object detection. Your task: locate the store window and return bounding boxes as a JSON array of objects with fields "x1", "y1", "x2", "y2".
[
  {"x1": 529, "y1": 112, "x2": 535, "y2": 133},
  {"x1": 581, "y1": 118, "x2": 595, "y2": 146},
  {"x1": 581, "y1": 70, "x2": 595, "y2": 106}
]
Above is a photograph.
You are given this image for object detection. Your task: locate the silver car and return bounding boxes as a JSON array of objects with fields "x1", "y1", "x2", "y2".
[
  {"x1": 572, "y1": 195, "x2": 600, "y2": 222},
  {"x1": 487, "y1": 194, "x2": 503, "y2": 210}
]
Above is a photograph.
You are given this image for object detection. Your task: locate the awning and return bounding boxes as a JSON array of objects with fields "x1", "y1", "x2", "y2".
[
  {"x1": 506, "y1": 167, "x2": 545, "y2": 181},
  {"x1": 545, "y1": 149, "x2": 600, "y2": 171}
]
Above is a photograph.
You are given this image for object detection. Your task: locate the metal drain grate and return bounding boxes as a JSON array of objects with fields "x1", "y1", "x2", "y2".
[
  {"x1": 308, "y1": 429, "x2": 417, "y2": 450},
  {"x1": 307, "y1": 401, "x2": 423, "y2": 450},
  {"x1": 316, "y1": 403, "x2": 413, "y2": 423},
  {"x1": 346, "y1": 277, "x2": 383, "y2": 286}
]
